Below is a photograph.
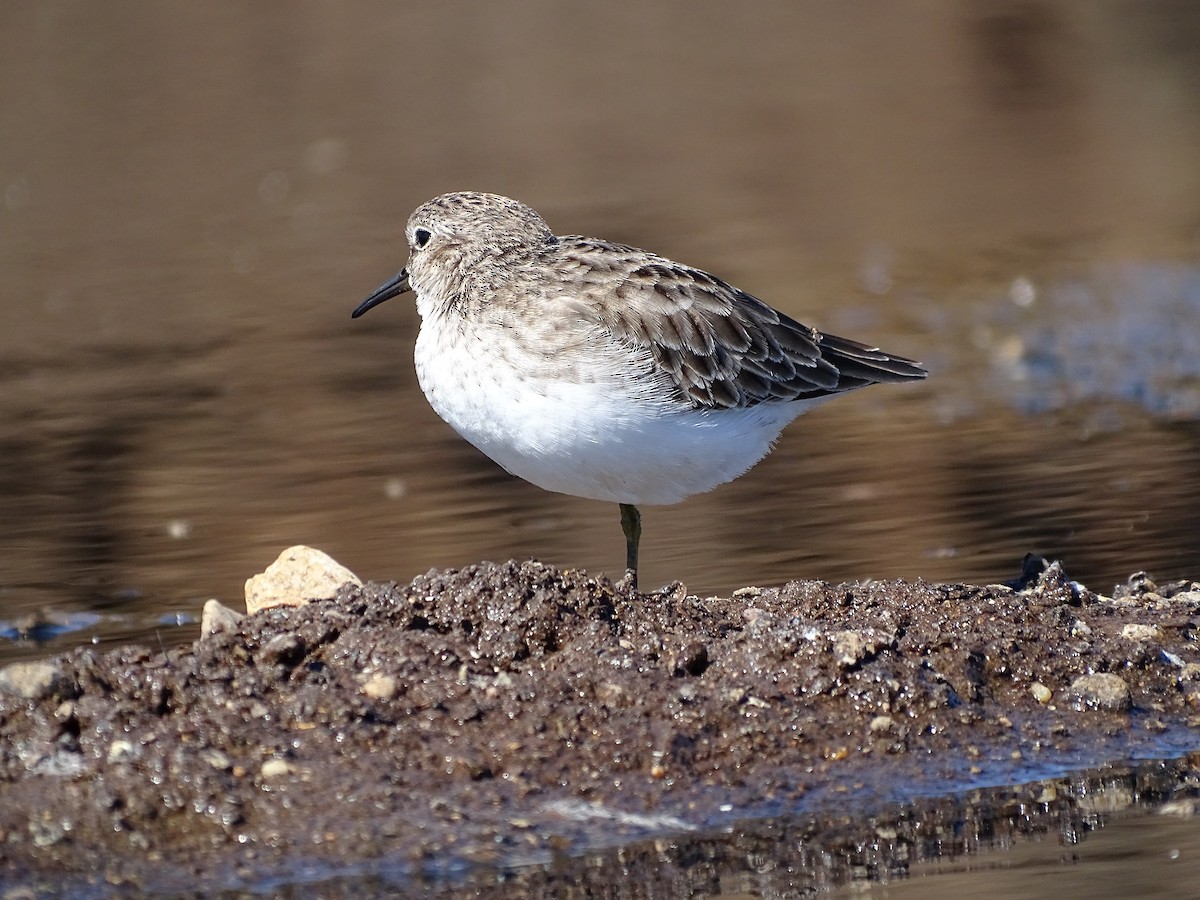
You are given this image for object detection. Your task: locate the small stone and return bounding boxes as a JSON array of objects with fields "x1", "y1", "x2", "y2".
[
  {"x1": 1120, "y1": 623, "x2": 1162, "y2": 643},
  {"x1": 1161, "y1": 650, "x2": 1186, "y2": 668},
  {"x1": 868, "y1": 715, "x2": 895, "y2": 734},
  {"x1": 742, "y1": 607, "x2": 765, "y2": 625},
  {"x1": 203, "y1": 749, "x2": 233, "y2": 771},
  {"x1": 31, "y1": 751, "x2": 87, "y2": 778},
  {"x1": 362, "y1": 674, "x2": 398, "y2": 701},
  {"x1": 260, "y1": 759, "x2": 293, "y2": 778},
  {"x1": 732, "y1": 586, "x2": 761, "y2": 599},
  {"x1": 200, "y1": 599, "x2": 244, "y2": 638},
  {"x1": 1071, "y1": 619, "x2": 1093, "y2": 638},
  {"x1": 1115, "y1": 570, "x2": 1157, "y2": 599},
  {"x1": 107, "y1": 740, "x2": 137, "y2": 763},
  {"x1": 1070, "y1": 673, "x2": 1132, "y2": 712},
  {"x1": 1031, "y1": 682, "x2": 1052, "y2": 704},
  {"x1": 660, "y1": 581, "x2": 688, "y2": 602},
  {"x1": 0, "y1": 661, "x2": 69, "y2": 701},
  {"x1": 832, "y1": 630, "x2": 878, "y2": 668},
  {"x1": 29, "y1": 819, "x2": 67, "y2": 848},
  {"x1": 245, "y1": 545, "x2": 362, "y2": 614}
]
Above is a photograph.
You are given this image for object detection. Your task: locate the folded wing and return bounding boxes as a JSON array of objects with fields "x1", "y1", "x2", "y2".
[{"x1": 561, "y1": 239, "x2": 926, "y2": 411}]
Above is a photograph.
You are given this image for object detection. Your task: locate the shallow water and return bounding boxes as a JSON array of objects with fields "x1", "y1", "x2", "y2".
[{"x1": 1, "y1": 3, "x2": 1199, "y2": 886}]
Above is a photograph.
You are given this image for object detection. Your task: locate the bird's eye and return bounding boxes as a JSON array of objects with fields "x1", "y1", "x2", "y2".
[{"x1": 413, "y1": 228, "x2": 432, "y2": 249}]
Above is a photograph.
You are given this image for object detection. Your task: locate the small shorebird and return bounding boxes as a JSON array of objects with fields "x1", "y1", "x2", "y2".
[{"x1": 353, "y1": 192, "x2": 925, "y2": 588}]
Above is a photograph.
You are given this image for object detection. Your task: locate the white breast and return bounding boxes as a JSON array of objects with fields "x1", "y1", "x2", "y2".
[{"x1": 412, "y1": 302, "x2": 825, "y2": 506}]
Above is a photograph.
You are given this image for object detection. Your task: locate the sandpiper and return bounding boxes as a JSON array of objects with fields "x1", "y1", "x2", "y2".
[{"x1": 353, "y1": 191, "x2": 925, "y2": 588}]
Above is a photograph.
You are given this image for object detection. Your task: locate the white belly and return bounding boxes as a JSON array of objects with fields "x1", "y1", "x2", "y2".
[{"x1": 413, "y1": 313, "x2": 824, "y2": 506}]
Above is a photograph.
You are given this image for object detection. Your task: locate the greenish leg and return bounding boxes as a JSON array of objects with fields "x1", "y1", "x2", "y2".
[{"x1": 619, "y1": 502, "x2": 641, "y2": 587}]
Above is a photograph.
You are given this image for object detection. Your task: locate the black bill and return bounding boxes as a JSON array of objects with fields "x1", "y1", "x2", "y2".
[{"x1": 351, "y1": 269, "x2": 411, "y2": 318}]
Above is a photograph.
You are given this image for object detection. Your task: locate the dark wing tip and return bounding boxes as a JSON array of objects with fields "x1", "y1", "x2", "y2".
[{"x1": 817, "y1": 332, "x2": 928, "y2": 386}]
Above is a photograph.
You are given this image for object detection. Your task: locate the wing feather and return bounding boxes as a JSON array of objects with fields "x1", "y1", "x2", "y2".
[{"x1": 555, "y1": 238, "x2": 926, "y2": 410}]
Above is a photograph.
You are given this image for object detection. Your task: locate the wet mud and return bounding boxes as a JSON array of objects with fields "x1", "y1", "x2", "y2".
[{"x1": 2, "y1": 557, "x2": 1199, "y2": 895}]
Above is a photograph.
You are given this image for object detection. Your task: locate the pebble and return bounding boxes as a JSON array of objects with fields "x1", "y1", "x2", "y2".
[
  {"x1": 244, "y1": 545, "x2": 362, "y2": 614},
  {"x1": 107, "y1": 740, "x2": 137, "y2": 763},
  {"x1": 260, "y1": 759, "x2": 293, "y2": 778},
  {"x1": 1030, "y1": 682, "x2": 1052, "y2": 704},
  {"x1": 361, "y1": 674, "x2": 398, "y2": 701},
  {"x1": 1160, "y1": 650, "x2": 1185, "y2": 668},
  {"x1": 868, "y1": 715, "x2": 896, "y2": 735},
  {"x1": 1121, "y1": 623, "x2": 1163, "y2": 643},
  {"x1": 833, "y1": 631, "x2": 878, "y2": 668},
  {"x1": 0, "y1": 661, "x2": 69, "y2": 701},
  {"x1": 203, "y1": 749, "x2": 233, "y2": 772},
  {"x1": 200, "y1": 599, "x2": 244, "y2": 638},
  {"x1": 1179, "y1": 663, "x2": 1200, "y2": 683},
  {"x1": 1164, "y1": 590, "x2": 1200, "y2": 607},
  {"x1": 1070, "y1": 673, "x2": 1132, "y2": 712}
]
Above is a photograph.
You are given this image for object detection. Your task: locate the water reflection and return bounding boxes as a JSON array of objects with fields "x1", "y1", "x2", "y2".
[{"x1": 247, "y1": 756, "x2": 1200, "y2": 897}]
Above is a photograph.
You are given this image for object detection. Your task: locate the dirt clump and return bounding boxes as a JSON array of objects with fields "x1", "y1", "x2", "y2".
[{"x1": 1, "y1": 557, "x2": 1198, "y2": 894}]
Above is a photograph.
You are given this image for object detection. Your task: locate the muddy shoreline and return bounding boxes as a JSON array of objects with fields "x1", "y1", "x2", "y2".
[{"x1": 2, "y1": 557, "x2": 1199, "y2": 895}]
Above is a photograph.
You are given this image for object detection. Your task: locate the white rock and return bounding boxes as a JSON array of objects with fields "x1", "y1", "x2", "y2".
[
  {"x1": 361, "y1": 674, "x2": 398, "y2": 701},
  {"x1": 107, "y1": 740, "x2": 137, "y2": 763},
  {"x1": 260, "y1": 758, "x2": 293, "y2": 778},
  {"x1": 200, "y1": 599, "x2": 244, "y2": 637},
  {"x1": 833, "y1": 630, "x2": 880, "y2": 668},
  {"x1": 1120, "y1": 623, "x2": 1162, "y2": 642},
  {"x1": 245, "y1": 545, "x2": 362, "y2": 614},
  {"x1": 0, "y1": 661, "x2": 68, "y2": 701},
  {"x1": 868, "y1": 715, "x2": 895, "y2": 734},
  {"x1": 1070, "y1": 673, "x2": 1132, "y2": 712}
]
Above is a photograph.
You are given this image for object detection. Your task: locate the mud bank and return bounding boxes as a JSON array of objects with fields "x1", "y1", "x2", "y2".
[{"x1": 1, "y1": 558, "x2": 1199, "y2": 895}]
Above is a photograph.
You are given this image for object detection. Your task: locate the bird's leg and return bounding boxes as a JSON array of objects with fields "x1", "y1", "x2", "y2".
[{"x1": 619, "y1": 502, "x2": 641, "y2": 590}]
